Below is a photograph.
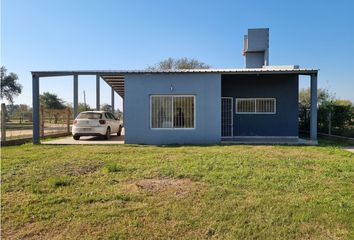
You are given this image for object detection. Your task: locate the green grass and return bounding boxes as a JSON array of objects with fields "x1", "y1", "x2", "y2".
[
  {"x1": 106, "y1": 162, "x2": 124, "y2": 173},
  {"x1": 1, "y1": 142, "x2": 354, "y2": 239},
  {"x1": 48, "y1": 176, "x2": 71, "y2": 188}
]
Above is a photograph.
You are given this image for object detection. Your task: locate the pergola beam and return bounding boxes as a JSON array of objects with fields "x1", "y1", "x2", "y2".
[{"x1": 102, "y1": 77, "x2": 124, "y2": 80}]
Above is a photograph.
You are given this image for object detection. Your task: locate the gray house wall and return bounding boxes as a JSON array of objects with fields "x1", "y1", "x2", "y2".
[
  {"x1": 124, "y1": 73, "x2": 221, "y2": 144},
  {"x1": 245, "y1": 52, "x2": 266, "y2": 69},
  {"x1": 222, "y1": 74, "x2": 299, "y2": 137}
]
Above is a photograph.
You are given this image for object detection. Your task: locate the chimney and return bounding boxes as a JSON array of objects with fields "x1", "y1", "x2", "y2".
[{"x1": 243, "y1": 28, "x2": 269, "y2": 68}]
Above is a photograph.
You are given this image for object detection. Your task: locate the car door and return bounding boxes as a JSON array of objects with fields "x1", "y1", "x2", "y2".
[
  {"x1": 104, "y1": 113, "x2": 113, "y2": 131},
  {"x1": 105, "y1": 113, "x2": 116, "y2": 132},
  {"x1": 109, "y1": 113, "x2": 119, "y2": 132}
]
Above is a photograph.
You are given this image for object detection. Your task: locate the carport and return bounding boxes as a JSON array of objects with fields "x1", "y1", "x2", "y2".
[{"x1": 31, "y1": 71, "x2": 127, "y2": 144}]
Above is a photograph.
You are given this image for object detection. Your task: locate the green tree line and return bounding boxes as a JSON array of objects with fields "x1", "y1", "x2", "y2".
[{"x1": 299, "y1": 88, "x2": 354, "y2": 137}]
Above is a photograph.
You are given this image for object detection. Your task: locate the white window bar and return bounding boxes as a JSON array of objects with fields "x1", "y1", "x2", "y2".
[
  {"x1": 235, "y1": 98, "x2": 276, "y2": 114},
  {"x1": 150, "y1": 95, "x2": 195, "y2": 129}
]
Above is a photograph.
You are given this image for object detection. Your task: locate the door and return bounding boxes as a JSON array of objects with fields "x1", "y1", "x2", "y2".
[
  {"x1": 221, "y1": 97, "x2": 233, "y2": 138},
  {"x1": 109, "y1": 112, "x2": 119, "y2": 132}
]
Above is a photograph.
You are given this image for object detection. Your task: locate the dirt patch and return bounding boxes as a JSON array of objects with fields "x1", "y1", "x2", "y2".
[
  {"x1": 64, "y1": 164, "x2": 102, "y2": 176},
  {"x1": 77, "y1": 165, "x2": 102, "y2": 175},
  {"x1": 125, "y1": 177, "x2": 201, "y2": 197}
]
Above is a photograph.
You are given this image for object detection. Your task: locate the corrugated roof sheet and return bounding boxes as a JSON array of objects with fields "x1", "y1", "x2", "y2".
[{"x1": 32, "y1": 68, "x2": 318, "y2": 77}]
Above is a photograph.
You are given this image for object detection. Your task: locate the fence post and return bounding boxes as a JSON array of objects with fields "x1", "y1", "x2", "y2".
[
  {"x1": 1, "y1": 103, "x2": 6, "y2": 143},
  {"x1": 328, "y1": 109, "x2": 332, "y2": 135},
  {"x1": 67, "y1": 108, "x2": 71, "y2": 133},
  {"x1": 40, "y1": 105, "x2": 44, "y2": 137}
]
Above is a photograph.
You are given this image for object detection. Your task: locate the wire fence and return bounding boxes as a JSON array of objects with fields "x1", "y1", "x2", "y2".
[
  {"x1": 299, "y1": 104, "x2": 354, "y2": 138},
  {"x1": 1, "y1": 103, "x2": 73, "y2": 143}
]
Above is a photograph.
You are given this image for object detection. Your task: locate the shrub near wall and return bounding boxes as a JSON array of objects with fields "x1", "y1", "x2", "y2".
[
  {"x1": 300, "y1": 101, "x2": 354, "y2": 138},
  {"x1": 318, "y1": 103, "x2": 354, "y2": 137}
]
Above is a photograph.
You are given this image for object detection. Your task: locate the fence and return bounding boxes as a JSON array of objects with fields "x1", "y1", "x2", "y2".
[
  {"x1": 299, "y1": 103, "x2": 354, "y2": 138},
  {"x1": 1, "y1": 103, "x2": 73, "y2": 144}
]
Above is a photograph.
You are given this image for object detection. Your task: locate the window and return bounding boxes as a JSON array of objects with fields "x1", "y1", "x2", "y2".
[
  {"x1": 108, "y1": 113, "x2": 117, "y2": 120},
  {"x1": 236, "y1": 98, "x2": 276, "y2": 114},
  {"x1": 105, "y1": 113, "x2": 111, "y2": 119},
  {"x1": 77, "y1": 112, "x2": 102, "y2": 119},
  {"x1": 150, "y1": 95, "x2": 195, "y2": 129}
]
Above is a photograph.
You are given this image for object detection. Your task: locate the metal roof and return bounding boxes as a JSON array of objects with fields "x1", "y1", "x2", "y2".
[
  {"x1": 32, "y1": 68, "x2": 318, "y2": 99},
  {"x1": 31, "y1": 68, "x2": 318, "y2": 77}
]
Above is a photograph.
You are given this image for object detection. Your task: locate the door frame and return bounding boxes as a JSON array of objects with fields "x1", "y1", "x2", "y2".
[{"x1": 221, "y1": 97, "x2": 233, "y2": 138}]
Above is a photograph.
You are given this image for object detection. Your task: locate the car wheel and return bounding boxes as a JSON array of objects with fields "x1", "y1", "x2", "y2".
[
  {"x1": 73, "y1": 135, "x2": 80, "y2": 140},
  {"x1": 117, "y1": 125, "x2": 122, "y2": 136},
  {"x1": 105, "y1": 127, "x2": 111, "y2": 140}
]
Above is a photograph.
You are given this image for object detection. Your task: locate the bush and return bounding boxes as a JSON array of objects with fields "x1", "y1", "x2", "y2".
[{"x1": 299, "y1": 98, "x2": 354, "y2": 138}]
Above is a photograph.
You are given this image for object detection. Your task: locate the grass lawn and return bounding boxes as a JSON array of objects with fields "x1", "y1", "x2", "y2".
[{"x1": 1, "y1": 142, "x2": 354, "y2": 239}]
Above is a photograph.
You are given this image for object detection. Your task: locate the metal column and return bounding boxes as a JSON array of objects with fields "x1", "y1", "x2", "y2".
[
  {"x1": 310, "y1": 73, "x2": 318, "y2": 141},
  {"x1": 73, "y1": 75, "x2": 78, "y2": 118},
  {"x1": 111, "y1": 88, "x2": 115, "y2": 114},
  {"x1": 96, "y1": 75, "x2": 100, "y2": 110},
  {"x1": 32, "y1": 74, "x2": 40, "y2": 144}
]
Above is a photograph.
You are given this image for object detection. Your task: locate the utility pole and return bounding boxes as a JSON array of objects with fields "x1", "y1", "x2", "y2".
[{"x1": 83, "y1": 90, "x2": 87, "y2": 111}]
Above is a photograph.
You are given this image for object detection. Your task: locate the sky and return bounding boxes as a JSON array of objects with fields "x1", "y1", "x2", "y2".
[{"x1": 1, "y1": 0, "x2": 354, "y2": 110}]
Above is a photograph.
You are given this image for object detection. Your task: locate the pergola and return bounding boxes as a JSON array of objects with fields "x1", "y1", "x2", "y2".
[{"x1": 32, "y1": 69, "x2": 318, "y2": 144}]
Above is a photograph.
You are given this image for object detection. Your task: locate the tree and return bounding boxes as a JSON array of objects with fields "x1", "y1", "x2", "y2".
[
  {"x1": 78, "y1": 103, "x2": 92, "y2": 113},
  {"x1": 147, "y1": 57, "x2": 210, "y2": 70},
  {"x1": 299, "y1": 88, "x2": 333, "y2": 107},
  {"x1": 299, "y1": 88, "x2": 333, "y2": 131},
  {"x1": 66, "y1": 102, "x2": 93, "y2": 115},
  {"x1": 319, "y1": 99, "x2": 354, "y2": 133},
  {"x1": 6, "y1": 104, "x2": 31, "y2": 119},
  {"x1": 0, "y1": 66, "x2": 23, "y2": 104},
  {"x1": 299, "y1": 87, "x2": 354, "y2": 137},
  {"x1": 100, "y1": 103, "x2": 112, "y2": 112},
  {"x1": 40, "y1": 92, "x2": 66, "y2": 124},
  {"x1": 40, "y1": 92, "x2": 65, "y2": 109}
]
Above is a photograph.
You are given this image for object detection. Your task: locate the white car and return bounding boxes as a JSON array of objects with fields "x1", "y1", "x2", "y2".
[{"x1": 72, "y1": 111, "x2": 122, "y2": 140}]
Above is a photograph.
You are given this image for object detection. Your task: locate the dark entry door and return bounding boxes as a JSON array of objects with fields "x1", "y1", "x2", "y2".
[{"x1": 221, "y1": 97, "x2": 233, "y2": 138}]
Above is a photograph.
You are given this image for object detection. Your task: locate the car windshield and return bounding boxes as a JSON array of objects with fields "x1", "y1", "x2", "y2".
[{"x1": 77, "y1": 112, "x2": 102, "y2": 119}]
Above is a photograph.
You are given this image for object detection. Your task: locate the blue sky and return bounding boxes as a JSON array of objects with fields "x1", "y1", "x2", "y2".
[{"x1": 2, "y1": 0, "x2": 354, "y2": 110}]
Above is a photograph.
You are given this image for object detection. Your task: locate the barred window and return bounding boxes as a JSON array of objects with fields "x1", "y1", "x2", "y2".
[
  {"x1": 236, "y1": 98, "x2": 276, "y2": 114},
  {"x1": 150, "y1": 95, "x2": 195, "y2": 129}
]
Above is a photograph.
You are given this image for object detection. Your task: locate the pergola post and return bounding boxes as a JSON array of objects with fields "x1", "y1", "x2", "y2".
[
  {"x1": 96, "y1": 75, "x2": 100, "y2": 110},
  {"x1": 310, "y1": 73, "x2": 318, "y2": 141},
  {"x1": 73, "y1": 74, "x2": 78, "y2": 118},
  {"x1": 111, "y1": 88, "x2": 115, "y2": 114},
  {"x1": 32, "y1": 74, "x2": 40, "y2": 144}
]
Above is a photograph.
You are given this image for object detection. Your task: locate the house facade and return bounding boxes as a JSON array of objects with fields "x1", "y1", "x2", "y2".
[
  {"x1": 123, "y1": 29, "x2": 317, "y2": 144},
  {"x1": 123, "y1": 68, "x2": 315, "y2": 145},
  {"x1": 31, "y1": 28, "x2": 318, "y2": 145}
]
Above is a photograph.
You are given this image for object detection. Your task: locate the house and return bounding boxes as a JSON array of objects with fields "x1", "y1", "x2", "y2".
[{"x1": 31, "y1": 28, "x2": 318, "y2": 145}]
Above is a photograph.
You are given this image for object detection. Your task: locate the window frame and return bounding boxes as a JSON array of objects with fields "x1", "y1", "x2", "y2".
[
  {"x1": 150, "y1": 95, "x2": 196, "y2": 130},
  {"x1": 235, "y1": 98, "x2": 276, "y2": 114}
]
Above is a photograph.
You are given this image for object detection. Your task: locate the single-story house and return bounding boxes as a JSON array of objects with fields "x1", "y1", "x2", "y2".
[{"x1": 31, "y1": 28, "x2": 318, "y2": 145}]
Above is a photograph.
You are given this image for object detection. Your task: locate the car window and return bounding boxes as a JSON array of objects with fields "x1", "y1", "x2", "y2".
[
  {"x1": 104, "y1": 113, "x2": 111, "y2": 119},
  {"x1": 77, "y1": 112, "x2": 102, "y2": 119},
  {"x1": 109, "y1": 113, "x2": 117, "y2": 120}
]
